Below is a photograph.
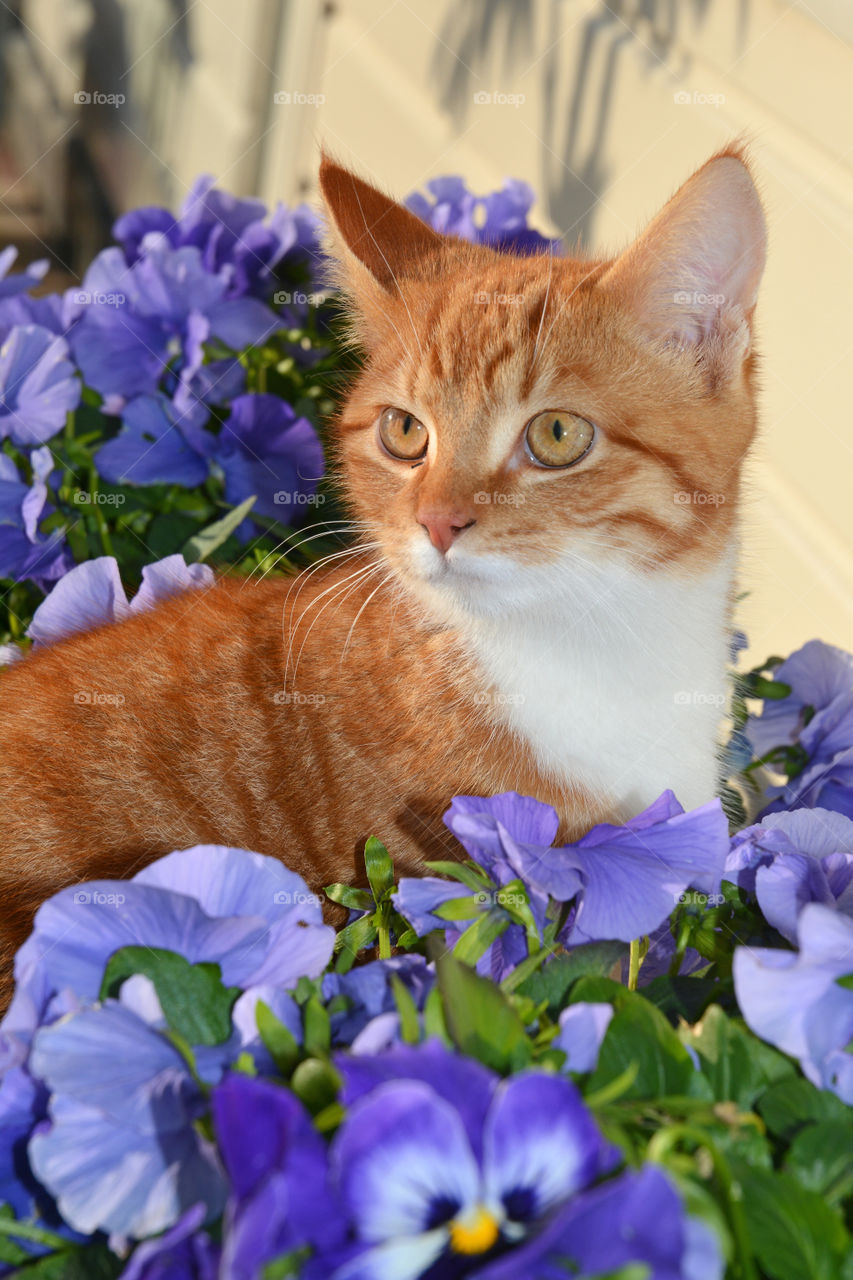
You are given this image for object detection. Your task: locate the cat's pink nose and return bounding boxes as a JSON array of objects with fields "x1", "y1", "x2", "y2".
[{"x1": 417, "y1": 509, "x2": 476, "y2": 554}]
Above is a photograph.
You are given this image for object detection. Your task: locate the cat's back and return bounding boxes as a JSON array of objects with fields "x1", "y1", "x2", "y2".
[{"x1": 0, "y1": 576, "x2": 289, "y2": 859}]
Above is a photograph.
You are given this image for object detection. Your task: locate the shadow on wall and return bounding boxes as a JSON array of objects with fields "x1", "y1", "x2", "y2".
[{"x1": 430, "y1": 0, "x2": 749, "y2": 244}]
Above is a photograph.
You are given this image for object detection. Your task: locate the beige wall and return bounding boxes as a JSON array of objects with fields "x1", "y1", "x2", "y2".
[{"x1": 282, "y1": 0, "x2": 853, "y2": 667}]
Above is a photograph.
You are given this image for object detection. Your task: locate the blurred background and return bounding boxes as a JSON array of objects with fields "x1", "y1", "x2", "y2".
[{"x1": 1, "y1": 0, "x2": 851, "y2": 663}]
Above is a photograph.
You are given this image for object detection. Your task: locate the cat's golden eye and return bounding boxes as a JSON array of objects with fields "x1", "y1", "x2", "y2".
[
  {"x1": 525, "y1": 411, "x2": 595, "y2": 468},
  {"x1": 377, "y1": 407, "x2": 428, "y2": 460}
]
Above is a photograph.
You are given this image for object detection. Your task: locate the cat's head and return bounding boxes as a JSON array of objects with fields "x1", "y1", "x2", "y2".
[{"x1": 319, "y1": 149, "x2": 766, "y2": 620}]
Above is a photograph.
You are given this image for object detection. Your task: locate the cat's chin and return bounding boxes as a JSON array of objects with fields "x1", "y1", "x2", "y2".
[{"x1": 400, "y1": 541, "x2": 552, "y2": 620}]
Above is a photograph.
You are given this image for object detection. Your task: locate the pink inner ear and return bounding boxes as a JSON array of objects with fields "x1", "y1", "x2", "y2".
[
  {"x1": 318, "y1": 156, "x2": 445, "y2": 293},
  {"x1": 606, "y1": 153, "x2": 767, "y2": 348}
]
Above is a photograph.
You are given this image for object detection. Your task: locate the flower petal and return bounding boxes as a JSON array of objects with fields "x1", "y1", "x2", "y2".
[{"x1": 332, "y1": 1080, "x2": 480, "y2": 1243}]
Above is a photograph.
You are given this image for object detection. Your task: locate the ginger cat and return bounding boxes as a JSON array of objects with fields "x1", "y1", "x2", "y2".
[{"x1": 0, "y1": 148, "x2": 766, "y2": 999}]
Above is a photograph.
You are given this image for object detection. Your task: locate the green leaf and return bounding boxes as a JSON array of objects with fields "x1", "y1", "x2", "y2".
[
  {"x1": 145, "y1": 512, "x2": 201, "y2": 559},
  {"x1": 584, "y1": 986, "x2": 696, "y2": 1101},
  {"x1": 433, "y1": 895, "x2": 488, "y2": 922},
  {"x1": 290, "y1": 1058, "x2": 341, "y2": 1116},
  {"x1": 390, "y1": 974, "x2": 421, "y2": 1045},
  {"x1": 642, "y1": 976, "x2": 721, "y2": 1025},
  {"x1": 752, "y1": 675, "x2": 793, "y2": 700},
  {"x1": 836, "y1": 972, "x2": 853, "y2": 991},
  {"x1": 99, "y1": 947, "x2": 239, "y2": 1046},
  {"x1": 363, "y1": 836, "x2": 395, "y2": 902},
  {"x1": 255, "y1": 1000, "x2": 300, "y2": 1075},
  {"x1": 517, "y1": 944, "x2": 626, "y2": 1015},
  {"x1": 784, "y1": 1121, "x2": 853, "y2": 1205},
  {"x1": 10, "y1": 1243, "x2": 124, "y2": 1277},
  {"x1": 181, "y1": 495, "x2": 257, "y2": 562},
  {"x1": 423, "y1": 860, "x2": 492, "y2": 891},
  {"x1": 261, "y1": 1246, "x2": 311, "y2": 1279},
  {"x1": 302, "y1": 995, "x2": 331, "y2": 1058},
  {"x1": 685, "y1": 1005, "x2": 792, "y2": 1109},
  {"x1": 324, "y1": 883, "x2": 375, "y2": 912},
  {"x1": 437, "y1": 952, "x2": 531, "y2": 1073},
  {"x1": 732, "y1": 1162, "x2": 849, "y2": 1280},
  {"x1": 333, "y1": 915, "x2": 377, "y2": 972},
  {"x1": 422, "y1": 987, "x2": 451, "y2": 1045},
  {"x1": 451, "y1": 909, "x2": 509, "y2": 967},
  {"x1": 758, "y1": 1077, "x2": 849, "y2": 1141}
]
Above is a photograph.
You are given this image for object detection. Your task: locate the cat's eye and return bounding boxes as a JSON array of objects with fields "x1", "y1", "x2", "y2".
[
  {"x1": 377, "y1": 407, "x2": 428, "y2": 460},
  {"x1": 525, "y1": 411, "x2": 595, "y2": 468}
]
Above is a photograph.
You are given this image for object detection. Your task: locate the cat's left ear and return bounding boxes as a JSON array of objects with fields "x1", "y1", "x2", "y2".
[
  {"x1": 601, "y1": 148, "x2": 767, "y2": 382},
  {"x1": 318, "y1": 154, "x2": 444, "y2": 300}
]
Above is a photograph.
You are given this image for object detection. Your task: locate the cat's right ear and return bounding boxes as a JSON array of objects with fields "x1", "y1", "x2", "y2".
[{"x1": 318, "y1": 155, "x2": 444, "y2": 328}]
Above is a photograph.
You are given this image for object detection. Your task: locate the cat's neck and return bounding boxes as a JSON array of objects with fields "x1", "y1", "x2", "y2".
[{"x1": 451, "y1": 546, "x2": 736, "y2": 819}]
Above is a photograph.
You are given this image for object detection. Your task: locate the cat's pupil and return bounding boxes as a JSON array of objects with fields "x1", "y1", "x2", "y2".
[
  {"x1": 402, "y1": 415, "x2": 413, "y2": 435},
  {"x1": 552, "y1": 418, "x2": 564, "y2": 441}
]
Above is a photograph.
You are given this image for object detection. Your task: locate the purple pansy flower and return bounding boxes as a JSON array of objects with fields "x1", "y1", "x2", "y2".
[
  {"x1": 762, "y1": 688, "x2": 853, "y2": 820},
  {"x1": 94, "y1": 391, "x2": 323, "y2": 538},
  {"x1": 69, "y1": 239, "x2": 278, "y2": 406},
  {"x1": 725, "y1": 808, "x2": 853, "y2": 941},
  {"x1": 396, "y1": 791, "x2": 728, "y2": 977},
  {"x1": 1, "y1": 845, "x2": 333, "y2": 1049},
  {"x1": 212, "y1": 1073, "x2": 341, "y2": 1279},
  {"x1": 94, "y1": 394, "x2": 211, "y2": 489},
  {"x1": 114, "y1": 175, "x2": 321, "y2": 300},
  {"x1": 323, "y1": 956, "x2": 433, "y2": 1048},
  {"x1": 405, "y1": 177, "x2": 559, "y2": 255},
  {"x1": 0, "y1": 445, "x2": 72, "y2": 588},
  {"x1": 527, "y1": 792, "x2": 728, "y2": 945},
  {"x1": 28, "y1": 1000, "x2": 226, "y2": 1238},
  {"x1": 0, "y1": 324, "x2": 80, "y2": 446},
  {"x1": 213, "y1": 392, "x2": 324, "y2": 536},
  {"x1": 27, "y1": 552, "x2": 214, "y2": 648},
  {"x1": 322, "y1": 1040, "x2": 710, "y2": 1280},
  {"x1": 734, "y1": 902, "x2": 853, "y2": 1103},
  {"x1": 745, "y1": 639, "x2": 853, "y2": 759},
  {"x1": 394, "y1": 792, "x2": 555, "y2": 981},
  {"x1": 118, "y1": 1204, "x2": 219, "y2": 1280}
]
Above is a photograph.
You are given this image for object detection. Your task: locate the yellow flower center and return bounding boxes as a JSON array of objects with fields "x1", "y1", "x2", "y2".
[{"x1": 449, "y1": 1204, "x2": 500, "y2": 1255}]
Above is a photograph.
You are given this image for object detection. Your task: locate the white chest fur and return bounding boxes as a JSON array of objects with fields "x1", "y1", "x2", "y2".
[{"x1": 460, "y1": 549, "x2": 735, "y2": 818}]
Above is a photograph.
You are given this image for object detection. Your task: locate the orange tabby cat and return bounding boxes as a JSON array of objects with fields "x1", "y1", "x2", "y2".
[{"x1": 0, "y1": 147, "x2": 766, "y2": 999}]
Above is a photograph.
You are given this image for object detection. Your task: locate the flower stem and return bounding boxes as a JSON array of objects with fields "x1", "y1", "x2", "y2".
[
  {"x1": 628, "y1": 937, "x2": 641, "y2": 990},
  {"x1": 647, "y1": 1124, "x2": 758, "y2": 1280},
  {"x1": 0, "y1": 1218, "x2": 69, "y2": 1250}
]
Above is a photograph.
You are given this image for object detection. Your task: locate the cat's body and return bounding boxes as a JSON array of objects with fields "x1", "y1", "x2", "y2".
[{"x1": 0, "y1": 147, "x2": 767, "y2": 998}]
